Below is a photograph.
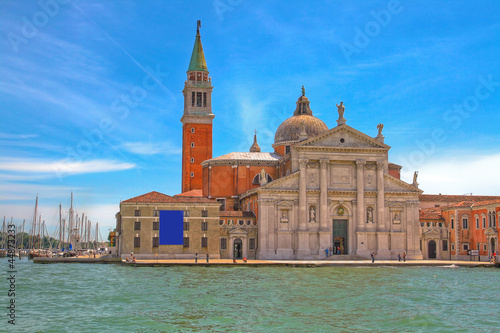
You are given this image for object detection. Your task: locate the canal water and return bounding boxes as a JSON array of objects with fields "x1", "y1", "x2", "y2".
[{"x1": 1, "y1": 258, "x2": 499, "y2": 332}]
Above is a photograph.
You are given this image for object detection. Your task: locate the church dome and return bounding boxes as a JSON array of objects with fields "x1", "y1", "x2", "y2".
[{"x1": 273, "y1": 88, "x2": 328, "y2": 146}]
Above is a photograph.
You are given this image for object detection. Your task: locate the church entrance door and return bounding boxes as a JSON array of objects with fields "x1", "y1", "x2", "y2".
[
  {"x1": 428, "y1": 240, "x2": 437, "y2": 259},
  {"x1": 332, "y1": 220, "x2": 348, "y2": 254},
  {"x1": 233, "y1": 238, "x2": 243, "y2": 259},
  {"x1": 491, "y1": 238, "x2": 496, "y2": 254}
]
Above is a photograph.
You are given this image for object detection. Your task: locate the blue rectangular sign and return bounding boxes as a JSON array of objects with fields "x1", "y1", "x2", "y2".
[{"x1": 159, "y1": 210, "x2": 184, "y2": 245}]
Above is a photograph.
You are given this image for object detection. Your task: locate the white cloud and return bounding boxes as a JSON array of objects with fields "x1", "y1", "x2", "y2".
[
  {"x1": 0, "y1": 158, "x2": 136, "y2": 176},
  {"x1": 400, "y1": 153, "x2": 500, "y2": 195}
]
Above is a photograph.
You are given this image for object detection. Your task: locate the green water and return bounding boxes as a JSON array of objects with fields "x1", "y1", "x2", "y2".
[{"x1": 1, "y1": 258, "x2": 499, "y2": 332}]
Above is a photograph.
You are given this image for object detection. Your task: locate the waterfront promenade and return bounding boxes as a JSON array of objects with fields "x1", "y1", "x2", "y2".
[{"x1": 33, "y1": 256, "x2": 496, "y2": 267}]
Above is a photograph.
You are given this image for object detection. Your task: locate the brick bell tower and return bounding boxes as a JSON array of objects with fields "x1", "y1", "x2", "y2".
[{"x1": 181, "y1": 20, "x2": 214, "y2": 193}]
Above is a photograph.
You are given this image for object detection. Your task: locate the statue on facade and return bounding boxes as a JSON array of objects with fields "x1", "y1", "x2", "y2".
[
  {"x1": 367, "y1": 207, "x2": 373, "y2": 223},
  {"x1": 301, "y1": 85, "x2": 305, "y2": 96},
  {"x1": 309, "y1": 206, "x2": 316, "y2": 222},
  {"x1": 259, "y1": 168, "x2": 268, "y2": 186},
  {"x1": 377, "y1": 123, "x2": 384, "y2": 136},
  {"x1": 393, "y1": 212, "x2": 400, "y2": 224},
  {"x1": 412, "y1": 171, "x2": 419, "y2": 188},
  {"x1": 280, "y1": 211, "x2": 289, "y2": 223}
]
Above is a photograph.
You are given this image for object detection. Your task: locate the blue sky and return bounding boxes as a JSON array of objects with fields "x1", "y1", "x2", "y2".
[{"x1": 1, "y1": 0, "x2": 499, "y2": 236}]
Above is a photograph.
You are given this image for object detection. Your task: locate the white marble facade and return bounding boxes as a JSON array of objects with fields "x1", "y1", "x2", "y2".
[{"x1": 243, "y1": 124, "x2": 423, "y2": 260}]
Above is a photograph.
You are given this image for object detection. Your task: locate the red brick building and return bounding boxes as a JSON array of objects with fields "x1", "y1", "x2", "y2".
[{"x1": 419, "y1": 195, "x2": 500, "y2": 260}]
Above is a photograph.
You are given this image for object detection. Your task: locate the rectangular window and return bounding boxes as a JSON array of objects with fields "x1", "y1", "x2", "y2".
[
  {"x1": 442, "y1": 240, "x2": 448, "y2": 252},
  {"x1": 201, "y1": 237, "x2": 208, "y2": 248},
  {"x1": 462, "y1": 218, "x2": 468, "y2": 229},
  {"x1": 477, "y1": 243, "x2": 481, "y2": 251},
  {"x1": 483, "y1": 217, "x2": 486, "y2": 229},
  {"x1": 451, "y1": 243, "x2": 455, "y2": 251},
  {"x1": 152, "y1": 237, "x2": 159, "y2": 248},
  {"x1": 153, "y1": 210, "x2": 159, "y2": 217},
  {"x1": 191, "y1": 92, "x2": 195, "y2": 106},
  {"x1": 183, "y1": 237, "x2": 189, "y2": 248},
  {"x1": 202, "y1": 210, "x2": 208, "y2": 217},
  {"x1": 196, "y1": 92, "x2": 202, "y2": 107},
  {"x1": 451, "y1": 218, "x2": 454, "y2": 229},
  {"x1": 249, "y1": 238, "x2": 256, "y2": 250},
  {"x1": 217, "y1": 198, "x2": 225, "y2": 211},
  {"x1": 463, "y1": 243, "x2": 469, "y2": 251},
  {"x1": 476, "y1": 218, "x2": 479, "y2": 229},
  {"x1": 134, "y1": 236, "x2": 140, "y2": 248},
  {"x1": 201, "y1": 222, "x2": 208, "y2": 231},
  {"x1": 134, "y1": 221, "x2": 141, "y2": 230},
  {"x1": 183, "y1": 222, "x2": 190, "y2": 231},
  {"x1": 134, "y1": 209, "x2": 141, "y2": 217},
  {"x1": 285, "y1": 145, "x2": 290, "y2": 154},
  {"x1": 494, "y1": 214, "x2": 497, "y2": 227},
  {"x1": 220, "y1": 238, "x2": 227, "y2": 250},
  {"x1": 484, "y1": 244, "x2": 487, "y2": 251},
  {"x1": 153, "y1": 222, "x2": 159, "y2": 230},
  {"x1": 203, "y1": 92, "x2": 207, "y2": 107},
  {"x1": 184, "y1": 210, "x2": 190, "y2": 217}
]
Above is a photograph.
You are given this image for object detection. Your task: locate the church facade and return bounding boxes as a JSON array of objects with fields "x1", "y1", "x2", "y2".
[{"x1": 116, "y1": 22, "x2": 424, "y2": 260}]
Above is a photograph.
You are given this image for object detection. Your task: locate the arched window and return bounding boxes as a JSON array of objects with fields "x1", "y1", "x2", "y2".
[
  {"x1": 190, "y1": 172, "x2": 194, "y2": 177},
  {"x1": 191, "y1": 158, "x2": 194, "y2": 163},
  {"x1": 252, "y1": 173, "x2": 273, "y2": 185},
  {"x1": 191, "y1": 142, "x2": 194, "y2": 148},
  {"x1": 191, "y1": 127, "x2": 195, "y2": 133}
]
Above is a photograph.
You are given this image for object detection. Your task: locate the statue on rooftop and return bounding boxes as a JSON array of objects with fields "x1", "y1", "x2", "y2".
[
  {"x1": 336, "y1": 101, "x2": 345, "y2": 118},
  {"x1": 377, "y1": 123, "x2": 384, "y2": 136},
  {"x1": 301, "y1": 85, "x2": 305, "y2": 96}
]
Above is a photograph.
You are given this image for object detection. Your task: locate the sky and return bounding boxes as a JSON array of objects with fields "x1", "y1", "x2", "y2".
[{"x1": 1, "y1": 0, "x2": 499, "y2": 237}]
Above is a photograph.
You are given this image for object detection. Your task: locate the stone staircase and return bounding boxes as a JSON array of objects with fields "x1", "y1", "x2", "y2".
[{"x1": 323, "y1": 254, "x2": 367, "y2": 261}]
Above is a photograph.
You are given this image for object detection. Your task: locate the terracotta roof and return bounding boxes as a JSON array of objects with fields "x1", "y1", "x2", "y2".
[
  {"x1": 175, "y1": 189, "x2": 203, "y2": 197},
  {"x1": 444, "y1": 199, "x2": 500, "y2": 209},
  {"x1": 219, "y1": 211, "x2": 256, "y2": 218},
  {"x1": 204, "y1": 152, "x2": 281, "y2": 162},
  {"x1": 123, "y1": 191, "x2": 216, "y2": 204},
  {"x1": 419, "y1": 207, "x2": 444, "y2": 220},
  {"x1": 420, "y1": 194, "x2": 500, "y2": 203}
]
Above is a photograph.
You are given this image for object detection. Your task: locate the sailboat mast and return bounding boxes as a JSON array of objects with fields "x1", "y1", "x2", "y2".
[{"x1": 31, "y1": 195, "x2": 38, "y2": 250}]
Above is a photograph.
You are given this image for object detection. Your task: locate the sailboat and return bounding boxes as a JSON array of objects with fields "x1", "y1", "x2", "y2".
[{"x1": 0, "y1": 217, "x2": 7, "y2": 258}]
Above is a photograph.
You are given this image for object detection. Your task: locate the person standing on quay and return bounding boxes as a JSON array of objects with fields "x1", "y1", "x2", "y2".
[
  {"x1": 195, "y1": 253, "x2": 198, "y2": 263},
  {"x1": 398, "y1": 253, "x2": 401, "y2": 262},
  {"x1": 403, "y1": 252, "x2": 406, "y2": 262},
  {"x1": 325, "y1": 248, "x2": 329, "y2": 258},
  {"x1": 206, "y1": 252, "x2": 209, "y2": 263},
  {"x1": 371, "y1": 252, "x2": 375, "y2": 263}
]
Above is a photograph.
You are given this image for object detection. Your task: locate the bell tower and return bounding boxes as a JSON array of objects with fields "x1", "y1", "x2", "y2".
[{"x1": 181, "y1": 20, "x2": 214, "y2": 193}]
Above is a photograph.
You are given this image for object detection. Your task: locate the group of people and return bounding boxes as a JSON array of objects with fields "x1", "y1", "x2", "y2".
[
  {"x1": 325, "y1": 246, "x2": 342, "y2": 257},
  {"x1": 194, "y1": 253, "x2": 209, "y2": 263},
  {"x1": 397, "y1": 252, "x2": 406, "y2": 262}
]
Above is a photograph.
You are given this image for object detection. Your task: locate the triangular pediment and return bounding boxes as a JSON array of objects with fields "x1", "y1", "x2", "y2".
[
  {"x1": 384, "y1": 174, "x2": 422, "y2": 193},
  {"x1": 228, "y1": 227, "x2": 248, "y2": 235},
  {"x1": 485, "y1": 228, "x2": 498, "y2": 235},
  {"x1": 259, "y1": 171, "x2": 299, "y2": 191},
  {"x1": 422, "y1": 229, "x2": 442, "y2": 236},
  {"x1": 295, "y1": 124, "x2": 390, "y2": 150}
]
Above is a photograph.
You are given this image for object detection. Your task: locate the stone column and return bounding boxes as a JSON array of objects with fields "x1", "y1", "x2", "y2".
[
  {"x1": 319, "y1": 159, "x2": 330, "y2": 256},
  {"x1": 297, "y1": 159, "x2": 310, "y2": 258},
  {"x1": 376, "y1": 161, "x2": 390, "y2": 258},
  {"x1": 298, "y1": 159, "x2": 308, "y2": 231},
  {"x1": 356, "y1": 160, "x2": 365, "y2": 229},
  {"x1": 376, "y1": 161, "x2": 385, "y2": 230},
  {"x1": 319, "y1": 160, "x2": 329, "y2": 231}
]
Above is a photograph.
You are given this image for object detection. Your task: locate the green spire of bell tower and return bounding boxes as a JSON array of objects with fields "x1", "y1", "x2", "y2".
[{"x1": 188, "y1": 20, "x2": 208, "y2": 72}]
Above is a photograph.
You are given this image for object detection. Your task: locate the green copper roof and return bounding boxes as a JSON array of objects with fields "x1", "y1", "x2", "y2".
[{"x1": 188, "y1": 33, "x2": 208, "y2": 72}]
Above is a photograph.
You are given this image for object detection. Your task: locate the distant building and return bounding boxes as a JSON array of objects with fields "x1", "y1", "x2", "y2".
[
  {"x1": 419, "y1": 195, "x2": 500, "y2": 260},
  {"x1": 116, "y1": 191, "x2": 220, "y2": 259}
]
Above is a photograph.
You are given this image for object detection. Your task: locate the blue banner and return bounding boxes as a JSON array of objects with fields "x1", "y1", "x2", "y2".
[{"x1": 159, "y1": 210, "x2": 184, "y2": 245}]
